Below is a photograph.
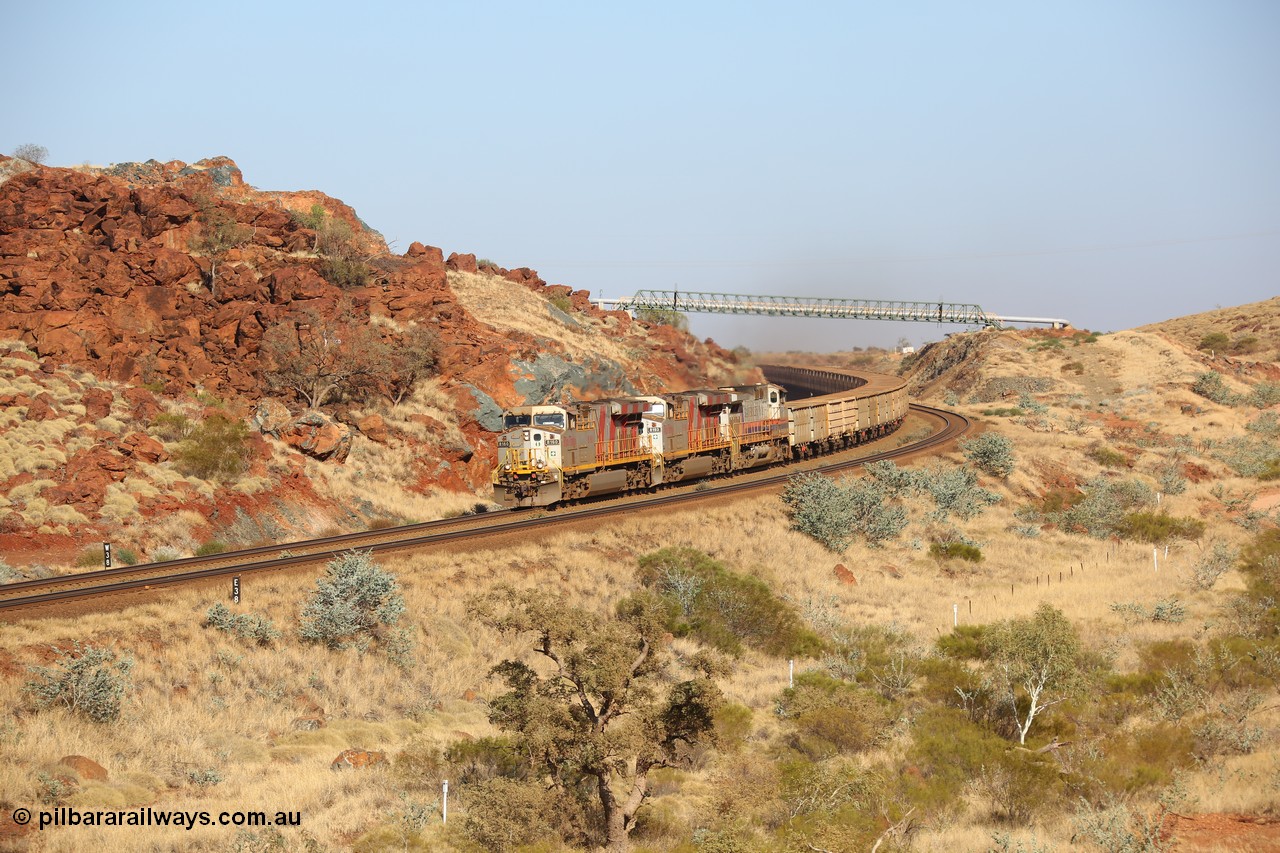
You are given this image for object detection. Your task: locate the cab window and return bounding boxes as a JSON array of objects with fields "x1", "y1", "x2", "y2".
[
  {"x1": 533, "y1": 413, "x2": 565, "y2": 429},
  {"x1": 503, "y1": 414, "x2": 532, "y2": 428}
]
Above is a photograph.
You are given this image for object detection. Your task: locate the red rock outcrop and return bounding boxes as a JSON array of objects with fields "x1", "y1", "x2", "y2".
[
  {"x1": 279, "y1": 410, "x2": 352, "y2": 463},
  {"x1": 58, "y1": 755, "x2": 108, "y2": 782},
  {"x1": 0, "y1": 155, "x2": 754, "y2": 549},
  {"x1": 330, "y1": 749, "x2": 387, "y2": 770}
]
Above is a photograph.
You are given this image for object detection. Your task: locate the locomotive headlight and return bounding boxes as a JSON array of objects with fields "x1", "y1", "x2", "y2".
[
  {"x1": 522, "y1": 430, "x2": 530, "y2": 441},
  {"x1": 535, "y1": 460, "x2": 546, "y2": 469},
  {"x1": 503, "y1": 463, "x2": 513, "y2": 471}
]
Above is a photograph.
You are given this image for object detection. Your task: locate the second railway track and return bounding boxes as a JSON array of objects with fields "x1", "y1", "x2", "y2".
[{"x1": 0, "y1": 404, "x2": 967, "y2": 619}]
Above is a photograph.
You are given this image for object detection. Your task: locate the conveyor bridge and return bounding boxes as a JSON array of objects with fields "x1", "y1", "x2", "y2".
[{"x1": 596, "y1": 290, "x2": 1070, "y2": 329}]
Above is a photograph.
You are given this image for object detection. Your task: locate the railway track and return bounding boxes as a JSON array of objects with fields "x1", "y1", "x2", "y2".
[{"x1": 0, "y1": 403, "x2": 968, "y2": 619}]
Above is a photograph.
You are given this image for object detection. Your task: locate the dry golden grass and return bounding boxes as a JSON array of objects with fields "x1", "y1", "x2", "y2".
[
  {"x1": 1, "y1": 315, "x2": 1277, "y2": 849},
  {"x1": 446, "y1": 269, "x2": 641, "y2": 367}
]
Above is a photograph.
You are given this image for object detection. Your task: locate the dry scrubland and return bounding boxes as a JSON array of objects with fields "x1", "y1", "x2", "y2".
[
  {"x1": 1, "y1": 321, "x2": 1279, "y2": 852},
  {"x1": 0, "y1": 337, "x2": 486, "y2": 566}
]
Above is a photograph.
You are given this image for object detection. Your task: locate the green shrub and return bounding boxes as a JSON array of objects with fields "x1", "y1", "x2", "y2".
[
  {"x1": 960, "y1": 432, "x2": 1016, "y2": 478},
  {"x1": 445, "y1": 735, "x2": 529, "y2": 785},
  {"x1": 980, "y1": 407, "x2": 1024, "y2": 417},
  {"x1": 635, "y1": 306, "x2": 689, "y2": 331},
  {"x1": 195, "y1": 540, "x2": 229, "y2": 557},
  {"x1": 318, "y1": 256, "x2": 370, "y2": 289},
  {"x1": 547, "y1": 294, "x2": 574, "y2": 314},
  {"x1": 204, "y1": 602, "x2": 280, "y2": 645},
  {"x1": 1112, "y1": 597, "x2": 1187, "y2": 625},
  {"x1": 74, "y1": 546, "x2": 135, "y2": 567},
  {"x1": 1114, "y1": 512, "x2": 1205, "y2": 544},
  {"x1": 151, "y1": 412, "x2": 193, "y2": 441},
  {"x1": 1085, "y1": 722, "x2": 1195, "y2": 797},
  {"x1": 1246, "y1": 411, "x2": 1280, "y2": 438},
  {"x1": 173, "y1": 414, "x2": 252, "y2": 481},
  {"x1": 906, "y1": 706, "x2": 1060, "y2": 822},
  {"x1": 779, "y1": 672, "x2": 892, "y2": 758},
  {"x1": 712, "y1": 703, "x2": 753, "y2": 752},
  {"x1": 636, "y1": 548, "x2": 821, "y2": 657},
  {"x1": 930, "y1": 541, "x2": 983, "y2": 562},
  {"x1": 186, "y1": 768, "x2": 223, "y2": 787},
  {"x1": 1087, "y1": 444, "x2": 1129, "y2": 468},
  {"x1": 1197, "y1": 332, "x2": 1230, "y2": 352},
  {"x1": 24, "y1": 641, "x2": 134, "y2": 723},
  {"x1": 935, "y1": 624, "x2": 994, "y2": 660},
  {"x1": 1157, "y1": 463, "x2": 1188, "y2": 495},
  {"x1": 298, "y1": 550, "x2": 406, "y2": 651},
  {"x1": 458, "y1": 778, "x2": 561, "y2": 852}
]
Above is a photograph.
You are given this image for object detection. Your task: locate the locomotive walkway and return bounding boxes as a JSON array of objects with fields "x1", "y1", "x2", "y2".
[{"x1": 597, "y1": 290, "x2": 1071, "y2": 329}]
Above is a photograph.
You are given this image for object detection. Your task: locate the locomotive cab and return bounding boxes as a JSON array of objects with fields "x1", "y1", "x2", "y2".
[{"x1": 492, "y1": 405, "x2": 568, "y2": 508}]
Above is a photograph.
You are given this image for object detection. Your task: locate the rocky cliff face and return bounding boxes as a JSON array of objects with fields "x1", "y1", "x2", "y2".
[{"x1": 0, "y1": 155, "x2": 753, "y2": 562}]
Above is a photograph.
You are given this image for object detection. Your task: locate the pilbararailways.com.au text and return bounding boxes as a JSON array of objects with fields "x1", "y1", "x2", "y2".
[{"x1": 18, "y1": 806, "x2": 301, "y2": 831}]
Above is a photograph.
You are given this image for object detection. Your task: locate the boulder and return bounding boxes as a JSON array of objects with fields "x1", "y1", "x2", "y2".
[
  {"x1": 26, "y1": 394, "x2": 59, "y2": 422},
  {"x1": 330, "y1": 749, "x2": 387, "y2": 771},
  {"x1": 251, "y1": 398, "x2": 292, "y2": 437},
  {"x1": 405, "y1": 242, "x2": 443, "y2": 263},
  {"x1": 445, "y1": 252, "x2": 478, "y2": 274},
  {"x1": 59, "y1": 755, "x2": 108, "y2": 781},
  {"x1": 268, "y1": 266, "x2": 331, "y2": 303},
  {"x1": 82, "y1": 387, "x2": 114, "y2": 421},
  {"x1": 357, "y1": 414, "x2": 389, "y2": 443},
  {"x1": 280, "y1": 410, "x2": 352, "y2": 463},
  {"x1": 122, "y1": 387, "x2": 161, "y2": 420},
  {"x1": 120, "y1": 432, "x2": 168, "y2": 464}
]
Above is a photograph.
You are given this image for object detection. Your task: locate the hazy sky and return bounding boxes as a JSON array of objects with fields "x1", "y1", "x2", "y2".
[{"x1": 8, "y1": 1, "x2": 1278, "y2": 351}]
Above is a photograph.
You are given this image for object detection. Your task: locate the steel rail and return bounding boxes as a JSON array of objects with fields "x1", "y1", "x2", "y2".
[{"x1": 0, "y1": 404, "x2": 967, "y2": 616}]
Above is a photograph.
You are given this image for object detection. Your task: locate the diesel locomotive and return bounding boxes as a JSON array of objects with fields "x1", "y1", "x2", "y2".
[{"x1": 491, "y1": 367, "x2": 909, "y2": 508}]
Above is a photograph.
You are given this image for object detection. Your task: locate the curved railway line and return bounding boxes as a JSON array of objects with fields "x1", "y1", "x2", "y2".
[{"x1": 0, "y1": 403, "x2": 969, "y2": 620}]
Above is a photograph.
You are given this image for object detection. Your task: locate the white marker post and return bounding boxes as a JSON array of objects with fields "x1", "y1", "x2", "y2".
[
  {"x1": 442, "y1": 779, "x2": 448, "y2": 824},
  {"x1": 953, "y1": 603, "x2": 958, "y2": 628},
  {"x1": 1153, "y1": 548, "x2": 1159, "y2": 573},
  {"x1": 788, "y1": 660, "x2": 794, "y2": 689},
  {"x1": 103, "y1": 542, "x2": 112, "y2": 568}
]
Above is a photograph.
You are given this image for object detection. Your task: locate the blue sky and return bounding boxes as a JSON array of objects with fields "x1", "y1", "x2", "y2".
[{"x1": 8, "y1": 1, "x2": 1278, "y2": 351}]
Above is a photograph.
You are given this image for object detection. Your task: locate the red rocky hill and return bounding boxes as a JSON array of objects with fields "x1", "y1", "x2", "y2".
[{"x1": 0, "y1": 155, "x2": 752, "y2": 564}]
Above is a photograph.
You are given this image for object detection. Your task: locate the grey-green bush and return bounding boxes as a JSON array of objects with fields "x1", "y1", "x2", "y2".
[
  {"x1": 24, "y1": 641, "x2": 134, "y2": 722},
  {"x1": 1192, "y1": 371, "x2": 1237, "y2": 405},
  {"x1": 960, "y1": 432, "x2": 1017, "y2": 478},
  {"x1": 205, "y1": 602, "x2": 281, "y2": 645},
  {"x1": 298, "y1": 550, "x2": 406, "y2": 650},
  {"x1": 780, "y1": 472, "x2": 907, "y2": 551},
  {"x1": 916, "y1": 465, "x2": 1001, "y2": 521}
]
